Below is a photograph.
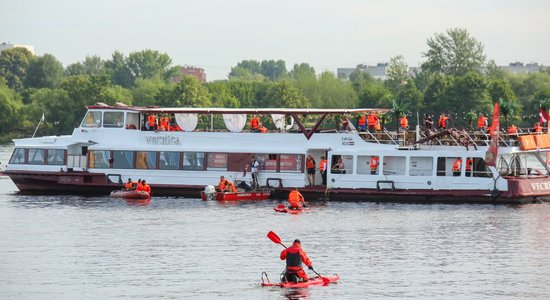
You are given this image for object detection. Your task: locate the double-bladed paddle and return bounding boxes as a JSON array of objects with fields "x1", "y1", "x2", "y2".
[{"x1": 266, "y1": 231, "x2": 330, "y2": 285}]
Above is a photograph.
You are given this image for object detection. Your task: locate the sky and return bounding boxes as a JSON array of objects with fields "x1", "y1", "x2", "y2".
[{"x1": 1, "y1": 0, "x2": 549, "y2": 81}]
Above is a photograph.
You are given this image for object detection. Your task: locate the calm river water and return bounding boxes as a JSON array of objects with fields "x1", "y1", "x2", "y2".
[{"x1": 0, "y1": 145, "x2": 549, "y2": 299}]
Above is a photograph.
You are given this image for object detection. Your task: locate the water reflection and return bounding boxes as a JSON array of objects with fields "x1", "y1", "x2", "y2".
[{"x1": 282, "y1": 288, "x2": 310, "y2": 300}]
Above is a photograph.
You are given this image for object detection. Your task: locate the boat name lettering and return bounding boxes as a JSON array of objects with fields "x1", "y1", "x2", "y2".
[
  {"x1": 341, "y1": 137, "x2": 355, "y2": 146},
  {"x1": 145, "y1": 136, "x2": 182, "y2": 145},
  {"x1": 531, "y1": 182, "x2": 550, "y2": 191}
]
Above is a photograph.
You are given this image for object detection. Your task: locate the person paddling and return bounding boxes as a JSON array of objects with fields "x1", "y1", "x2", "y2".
[
  {"x1": 288, "y1": 188, "x2": 306, "y2": 210},
  {"x1": 280, "y1": 239, "x2": 313, "y2": 283}
]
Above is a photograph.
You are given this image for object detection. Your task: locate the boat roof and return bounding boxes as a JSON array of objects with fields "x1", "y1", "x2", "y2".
[{"x1": 86, "y1": 104, "x2": 390, "y2": 114}]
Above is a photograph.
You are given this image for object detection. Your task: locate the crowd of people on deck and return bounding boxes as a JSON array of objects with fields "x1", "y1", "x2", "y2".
[
  {"x1": 145, "y1": 113, "x2": 182, "y2": 131},
  {"x1": 123, "y1": 178, "x2": 152, "y2": 194}
]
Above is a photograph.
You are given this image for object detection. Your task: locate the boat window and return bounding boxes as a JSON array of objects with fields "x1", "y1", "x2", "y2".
[
  {"x1": 103, "y1": 112, "x2": 124, "y2": 128},
  {"x1": 330, "y1": 155, "x2": 352, "y2": 174},
  {"x1": 257, "y1": 154, "x2": 278, "y2": 171},
  {"x1": 467, "y1": 157, "x2": 492, "y2": 178},
  {"x1": 81, "y1": 111, "x2": 102, "y2": 128},
  {"x1": 183, "y1": 152, "x2": 205, "y2": 171},
  {"x1": 9, "y1": 148, "x2": 26, "y2": 164},
  {"x1": 136, "y1": 151, "x2": 157, "y2": 169},
  {"x1": 125, "y1": 112, "x2": 139, "y2": 130},
  {"x1": 88, "y1": 150, "x2": 110, "y2": 168},
  {"x1": 280, "y1": 154, "x2": 303, "y2": 173},
  {"x1": 409, "y1": 157, "x2": 433, "y2": 176},
  {"x1": 207, "y1": 153, "x2": 228, "y2": 170},
  {"x1": 357, "y1": 155, "x2": 379, "y2": 175},
  {"x1": 160, "y1": 151, "x2": 180, "y2": 170},
  {"x1": 437, "y1": 157, "x2": 462, "y2": 177},
  {"x1": 28, "y1": 149, "x2": 45, "y2": 165},
  {"x1": 382, "y1": 156, "x2": 405, "y2": 175},
  {"x1": 112, "y1": 151, "x2": 134, "y2": 169},
  {"x1": 47, "y1": 149, "x2": 65, "y2": 165}
]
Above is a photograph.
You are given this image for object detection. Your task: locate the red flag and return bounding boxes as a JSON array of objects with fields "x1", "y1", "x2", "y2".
[
  {"x1": 539, "y1": 107, "x2": 549, "y2": 124},
  {"x1": 485, "y1": 102, "x2": 499, "y2": 167}
]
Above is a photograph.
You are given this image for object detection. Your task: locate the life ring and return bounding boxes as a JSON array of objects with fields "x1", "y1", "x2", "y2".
[{"x1": 491, "y1": 189, "x2": 500, "y2": 198}]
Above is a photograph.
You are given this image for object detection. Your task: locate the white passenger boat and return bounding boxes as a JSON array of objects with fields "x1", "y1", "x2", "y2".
[{"x1": 4, "y1": 103, "x2": 550, "y2": 204}]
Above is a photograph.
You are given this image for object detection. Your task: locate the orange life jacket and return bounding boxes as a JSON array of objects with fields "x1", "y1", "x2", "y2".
[
  {"x1": 319, "y1": 159, "x2": 327, "y2": 171},
  {"x1": 218, "y1": 180, "x2": 226, "y2": 191},
  {"x1": 535, "y1": 123, "x2": 542, "y2": 133},
  {"x1": 358, "y1": 115, "x2": 367, "y2": 126},
  {"x1": 466, "y1": 159, "x2": 473, "y2": 171},
  {"x1": 251, "y1": 117, "x2": 260, "y2": 129},
  {"x1": 400, "y1": 117, "x2": 408, "y2": 128},
  {"x1": 367, "y1": 114, "x2": 377, "y2": 126},
  {"x1": 148, "y1": 115, "x2": 157, "y2": 127},
  {"x1": 224, "y1": 181, "x2": 236, "y2": 192},
  {"x1": 124, "y1": 181, "x2": 134, "y2": 190},
  {"x1": 452, "y1": 159, "x2": 462, "y2": 171},
  {"x1": 306, "y1": 158, "x2": 315, "y2": 169},
  {"x1": 507, "y1": 125, "x2": 517, "y2": 134},
  {"x1": 288, "y1": 190, "x2": 304, "y2": 208},
  {"x1": 477, "y1": 117, "x2": 488, "y2": 129},
  {"x1": 438, "y1": 116, "x2": 448, "y2": 128},
  {"x1": 160, "y1": 117, "x2": 170, "y2": 130},
  {"x1": 370, "y1": 157, "x2": 379, "y2": 170}
]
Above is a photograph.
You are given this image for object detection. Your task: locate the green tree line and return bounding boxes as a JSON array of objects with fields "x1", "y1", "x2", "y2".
[{"x1": 1, "y1": 28, "x2": 549, "y2": 142}]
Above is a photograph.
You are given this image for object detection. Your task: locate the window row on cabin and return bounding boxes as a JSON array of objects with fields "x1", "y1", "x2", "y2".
[
  {"x1": 330, "y1": 155, "x2": 491, "y2": 177},
  {"x1": 9, "y1": 148, "x2": 66, "y2": 165}
]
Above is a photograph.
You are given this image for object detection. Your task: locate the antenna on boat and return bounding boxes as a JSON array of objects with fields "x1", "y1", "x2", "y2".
[{"x1": 31, "y1": 113, "x2": 45, "y2": 138}]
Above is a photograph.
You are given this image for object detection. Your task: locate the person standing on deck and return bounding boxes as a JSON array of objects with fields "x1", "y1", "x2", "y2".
[
  {"x1": 452, "y1": 158, "x2": 462, "y2": 176},
  {"x1": 438, "y1": 113, "x2": 449, "y2": 130},
  {"x1": 424, "y1": 114, "x2": 434, "y2": 130},
  {"x1": 306, "y1": 155, "x2": 316, "y2": 186},
  {"x1": 357, "y1": 114, "x2": 367, "y2": 132},
  {"x1": 477, "y1": 113, "x2": 488, "y2": 132},
  {"x1": 367, "y1": 112, "x2": 378, "y2": 132},
  {"x1": 250, "y1": 157, "x2": 259, "y2": 190},
  {"x1": 280, "y1": 239, "x2": 313, "y2": 283},
  {"x1": 370, "y1": 156, "x2": 379, "y2": 175},
  {"x1": 319, "y1": 156, "x2": 328, "y2": 185}
]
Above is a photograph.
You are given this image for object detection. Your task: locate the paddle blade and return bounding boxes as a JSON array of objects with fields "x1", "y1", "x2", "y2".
[
  {"x1": 267, "y1": 231, "x2": 281, "y2": 244},
  {"x1": 321, "y1": 277, "x2": 330, "y2": 286}
]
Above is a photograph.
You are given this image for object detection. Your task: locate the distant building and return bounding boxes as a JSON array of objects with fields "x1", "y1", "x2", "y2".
[
  {"x1": 172, "y1": 66, "x2": 207, "y2": 83},
  {"x1": 0, "y1": 42, "x2": 35, "y2": 55},
  {"x1": 337, "y1": 63, "x2": 389, "y2": 80},
  {"x1": 500, "y1": 62, "x2": 547, "y2": 74}
]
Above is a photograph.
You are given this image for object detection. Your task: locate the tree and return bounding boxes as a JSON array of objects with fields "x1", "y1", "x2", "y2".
[
  {"x1": 132, "y1": 77, "x2": 169, "y2": 106},
  {"x1": 421, "y1": 28, "x2": 486, "y2": 76},
  {"x1": 288, "y1": 63, "x2": 316, "y2": 81},
  {"x1": 0, "y1": 83, "x2": 22, "y2": 135},
  {"x1": 98, "y1": 85, "x2": 133, "y2": 106},
  {"x1": 105, "y1": 51, "x2": 134, "y2": 88},
  {"x1": 385, "y1": 55, "x2": 410, "y2": 93},
  {"x1": 312, "y1": 71, "x2": 358, "y2": 108},
  {"x1": 262, "y1": 80, "x2": 309, "y2": 108},
  {"x1": 206, "y1": 81, "x2": 240, "y2": 107},
  {"x1": 126, "y1": 50, "x2": 174, "y2": 81},
  {"x1": 158, "y1": 75, "x2": 211, "y2": 107},
  {"x1": 260, "y1": 60, "x2": 287, "y2": 80},
  {"x1": 28, "y1": 88, "x2": 72, "y2": 134},
  {"x1": 25, "y1": 54, "x2": 64, "y2": 89},
  {"x1": 65, "y1": 55, "x2": 106, "y2": 76},
  {"x1": 0, "y1": 47, "x2": 34, "y2": 90}
]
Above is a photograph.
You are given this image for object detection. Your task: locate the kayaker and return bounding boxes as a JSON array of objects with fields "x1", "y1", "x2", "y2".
[
  {"x1": 288, "y1": 188, "x2": 306, "y2": 210},
  {"x1": 280, "y1": 239, "x2": 313, "y2": 283}
]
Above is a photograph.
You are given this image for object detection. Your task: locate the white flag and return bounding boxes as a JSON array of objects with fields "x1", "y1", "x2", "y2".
[{"x1": 40, "y1": 113, "x2": 45, "y2": 122}]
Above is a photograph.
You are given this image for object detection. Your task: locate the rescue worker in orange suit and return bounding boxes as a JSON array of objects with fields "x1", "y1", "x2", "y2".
[
  {"x1": 319, "y1": 156, "x2": 328, "y2": 185},
  {"x1": 452, "y1": 158, "x2": 462, "y2": 176},
  {"x1": 288, "y1": 188, "x2": 306, "y2": 210},
  {"x1": 136, "y1": 179, "x2": 152, "y2": 195},
  {"x1": 280, "y1": 239, "x2": 313, "y2": 283},
  {"x1": 370, "y1": 156, "x2": 379, "y2": 175},
  {"x1": 477, "y1": 113, "x2": 488, "y2": 132},
  {"x1": 218, "y1": 176, "x2": 236, "y2": 193},
  {"x1": 399, "y1": 115, "x2": 409, "y2": 130},
  {"x1": 438, "y1": 113, "x2": 449, "y2": 130},
  {"x1": 358, "y1": 114, "x2": 367, "y2": 132},
  {"x1": 218, "y1": 176, "x2": 227, "y2": 191},
  {"x1": 250, "y1": 115, "x2": 261, "y2": 132},
  {"x1": 147, "y1": 114, "x2": 157, "y2": 131},
  {"x1": 159, "y1": 115, "x2": 170, "y2": 131},
  {"x1": 367, "y1": 112, "x2": 378, "y2": 132},
  {"x1": 124, "y1": 178, "x2": 135, "y2": 190},
  {"x1": 507, "y1": 124, "x2": 518, "y2": 136},
  {"x1": 465, "y1": 158, "x2": 473, "y2": 177}
]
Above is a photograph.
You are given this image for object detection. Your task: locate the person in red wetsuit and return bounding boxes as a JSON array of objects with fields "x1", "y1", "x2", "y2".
[
  {"x1": 136, "y1": 179, "x2": 152, "y2": 195},
  {"x1": 280, "y1": 239, "x2": 313, "y2": 283},
  {"x1": 288, "y1": 188, "x2": 306, "y2": 209}
]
